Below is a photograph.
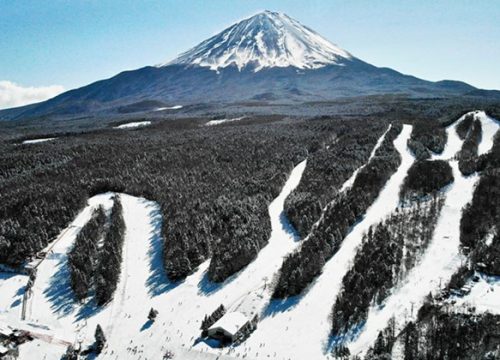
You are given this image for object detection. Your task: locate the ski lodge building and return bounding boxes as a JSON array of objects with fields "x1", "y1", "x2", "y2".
[{"x1": 207, "y1": 312, "x2": 249, "y2": 343}]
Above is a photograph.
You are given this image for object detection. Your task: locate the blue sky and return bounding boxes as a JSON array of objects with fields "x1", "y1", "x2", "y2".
[{"x1": 0, "y1": 0, "x2": 499, "y2": 107}]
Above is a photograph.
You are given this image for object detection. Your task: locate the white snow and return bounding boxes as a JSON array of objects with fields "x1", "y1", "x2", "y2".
[
  {"x1": 22, "y1": 137, "x2": 55, "y2": 144},
  {"x1": 165, "y1": 10, "x2": 352, "y2": 72},
  {"x1": 0, "y1": 273, "x2": 26, "y2": 324},
  {"x1": 154, "y1": 105, "x2": 183, "y2": 111},
  {"x1": 114, "y1": 121, "x2": 151, "y2": 129},
  {"x1": 349, "y1": 111, "x2": 500, "y2": 356},
  {"x1": 205, "y1": 116, "x2": 246, "y2": 126}
]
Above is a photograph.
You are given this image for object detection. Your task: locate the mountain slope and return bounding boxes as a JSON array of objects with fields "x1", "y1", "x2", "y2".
[{"x1": 0, "y1": 11, "x2": 490, "y2": 120}]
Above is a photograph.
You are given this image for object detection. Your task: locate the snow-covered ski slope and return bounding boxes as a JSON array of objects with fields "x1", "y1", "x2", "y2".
[
  {"x1": 1, "y1": 112, "x2": 499, "y2": 359},
  {"x1": 348, "y1": 111, "x2": 500, "y2": 357}
]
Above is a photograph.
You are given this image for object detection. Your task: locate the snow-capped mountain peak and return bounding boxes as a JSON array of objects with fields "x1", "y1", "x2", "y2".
[{"x1": 163, "y1": 10, "x2": 353, "y2": 72}]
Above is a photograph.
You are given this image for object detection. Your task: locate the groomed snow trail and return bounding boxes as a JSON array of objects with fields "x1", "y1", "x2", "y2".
[
  {"x1": 241, "y1": 125, "x2": 414, "y2": 360},
  {"x1": 349, "y1": 111, "x2": 500, "y2": 357}
]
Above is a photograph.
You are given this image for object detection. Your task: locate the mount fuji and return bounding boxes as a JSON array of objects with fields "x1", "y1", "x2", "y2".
[{"x1": 1, "y1": 10, "x2": 489, "y2": 119}]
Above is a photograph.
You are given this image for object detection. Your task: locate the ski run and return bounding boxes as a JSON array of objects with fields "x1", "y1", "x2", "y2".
[{"x1": 0, "y1": 112, "x2": 499, "y2": 359}]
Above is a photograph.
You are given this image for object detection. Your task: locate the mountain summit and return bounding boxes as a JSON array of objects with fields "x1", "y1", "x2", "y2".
[{"x1": 165, "y1": 10, "x2": 352, "y2": 72}]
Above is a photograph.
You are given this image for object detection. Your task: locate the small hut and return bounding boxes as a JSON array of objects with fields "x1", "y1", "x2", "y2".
[{"x1": 207, "y1": 312, "x2": 248, "y2": 343}]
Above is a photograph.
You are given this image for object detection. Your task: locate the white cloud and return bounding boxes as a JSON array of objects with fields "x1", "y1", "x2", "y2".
[{"x1": 0, "y1": 80, "x2": 65, "y2": 110}]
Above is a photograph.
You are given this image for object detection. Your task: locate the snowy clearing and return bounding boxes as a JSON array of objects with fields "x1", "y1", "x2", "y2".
[
  {"x1": 205, "y1": 117, "x2": 246, "y2": 126},
  {"x1": 114, "y1": 121, "x2": 152, "y2": 129},
  {"x1": 22, "y1": 137, "x2": 56, "y2": 144}
]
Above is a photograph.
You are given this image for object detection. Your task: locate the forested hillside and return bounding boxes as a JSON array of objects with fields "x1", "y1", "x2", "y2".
[{"x1": 0, "y1": 99, "x2": 499, "y2": 360}]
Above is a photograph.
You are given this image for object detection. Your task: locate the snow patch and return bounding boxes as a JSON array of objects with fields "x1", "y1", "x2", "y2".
[
  {"x1": 22, "y1": 138, "x2": 55, "y2": 144},
  {"x1": 154, "y1": 105, "x2": 183, "y2": 111},
  {"x1": 114, "y1": 121, "x2": 151, "y2": 129},
  {"x1": 205, "y1": 116, "x2": 246, "y2": 126}
]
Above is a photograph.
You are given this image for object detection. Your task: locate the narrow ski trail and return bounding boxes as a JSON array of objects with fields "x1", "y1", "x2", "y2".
[
  {"x1": 242, "y1": 125, "x2": 414, "y2": 360},
  {"x1": 349, "y1": 111, "x2": 500, "y2": 357}
]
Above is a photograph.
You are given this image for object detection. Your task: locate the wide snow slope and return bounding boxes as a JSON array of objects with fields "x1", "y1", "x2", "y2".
[
  {"x1": 166, "y1": 10, "x2": 352, "y2": 72},
  {"x1": 349, "y1": 112, "x2": 500, "y2": 356},
  {"x1": 241, "y1": 125, "x2": 414, "y2": 360},
  {"x1": 90, "y1": 160, "x2": 307, "y2": 359}
]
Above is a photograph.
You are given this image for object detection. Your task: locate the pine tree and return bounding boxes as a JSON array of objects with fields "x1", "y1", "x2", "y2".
[
  {"x1": 95, "y1": 324, "x2": 106, "y2": 353},
  {"x1": 148, "y1": 307, "x2": 158, "y2": 322}
]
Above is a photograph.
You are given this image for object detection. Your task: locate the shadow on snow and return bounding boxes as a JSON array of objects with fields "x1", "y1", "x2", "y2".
[{"x1": 44, "y1": 255, "x2": 78, "y2": 317}]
